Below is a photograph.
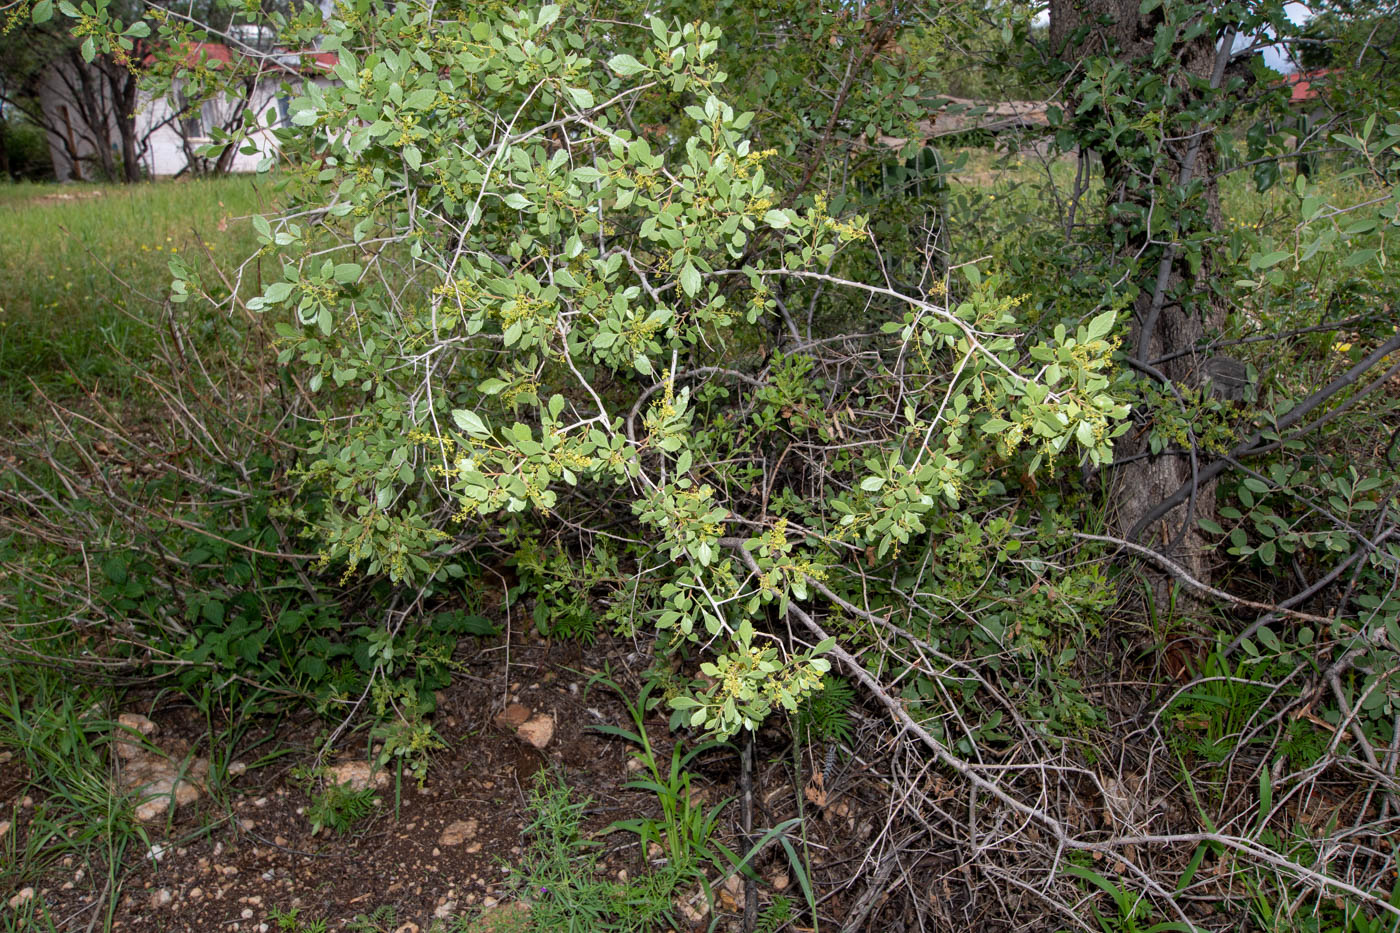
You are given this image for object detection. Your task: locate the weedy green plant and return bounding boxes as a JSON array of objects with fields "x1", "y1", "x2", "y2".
[
  {"x1": 591, "y1": 676, "x2": 737, "y2": 883},
  {"x1": 753, "y1": 896, "x2": 793, "y2": 933},
  {"x1": 796, "y1": 673, "x2": 854, "y2": 784},
  {"x1": 796, "y1": 674, "x2": 854, "y2": 748},
  {"x1": 268, "y1": 906, "x2": 330, "y2": 933},
  {"x1": 487, "y1": 770, "x2": 683, "y2": 933},
  {"x1": 302, "y1": 773, "x2": 379, "y2": 837},
  {"x1": 509, "y1": 538, "x2": 629, "y2": 643},
  {"x1": 346, "y1": 906, "x2": 403, "y2": 933},
  {"x1": 0, "y1": 669, "x2": 141, "y2": 928},
  {"x1": 1063, "y1": 863, "x2": 1194, "y2": 933},
  {"x1": 591, "y1": 674, "x2": 817, "y2": 923}
]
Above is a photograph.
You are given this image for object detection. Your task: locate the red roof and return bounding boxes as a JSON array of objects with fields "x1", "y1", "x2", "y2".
[
  {"x1": 143, "y1": 41, "x2": 233, "y2": 69},
  {"x1": 296, "y1": 51, "x2": 337, "y2": 73},
  {"x1": 142, "y1": 42, "x2": 334, "y2": 75},
  {"x1": 1284, "y1": 69, "x2": 1333, "y2": 103}
]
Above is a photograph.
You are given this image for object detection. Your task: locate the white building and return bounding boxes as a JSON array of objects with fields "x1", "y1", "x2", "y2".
[{"x1": 37, "y1": 41, "x2": 335, "y2": 181}]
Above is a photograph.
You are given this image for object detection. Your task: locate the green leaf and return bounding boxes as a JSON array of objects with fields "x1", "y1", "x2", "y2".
[
  {"x1": 1343, "y1": 248, "x2": 1378, "y2": 268},
  {"x1": 101, "y1": 556, "x2": 127, "y2": 585},
  {"x1": 1074, "y1": 420, "x2": 1095, "y2": 449},
  {"x1": 404, "y1": 87, "x2": 437, "y2": 110},
  {"x1": 1255, "y1": 770, "x2": 1273, "y2": 834},
  {"x1": 503, "y1": 192, "x2": 530, "y2": 210},
  {"x1": 860, "y1": 476, "x2": 886, "y2": 492},
  {"x1": 763, "y1": 209, "x2": 791, "y2": 229},
  {"x1": 333, "y1": 263, "x2": 361, "y2": 284},
  {"x1": 565, "y1": 86, "x2": 595, "y2": 110},
  {"x1": 607, "y1": 54, "x2": 647, "y2": 76},
  {"x1": 679, "y1": 261, "x2": 701, "y2": 298},
  {"x1": 298, "y1": 656, "x2": 328, "y2": 680},
  {"x1": 1084, "y1": 308, "x2": 1116, "y2": 341},
  {"x1": 31, "y1": 0, "x2": 53, "y2": 22},
  {"x1": 80, "y1": 36, "x2": 95, "y2": 62},
  {"x1": 452, "y1": 409, "x2": 490, "y2": 438}
]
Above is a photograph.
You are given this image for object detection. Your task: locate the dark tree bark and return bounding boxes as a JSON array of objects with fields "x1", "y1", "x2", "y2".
[
  {"x1": 1050, "y1": 0, "x2": 1229, "y2": 589},
  {"x1": 213, "y1": 76, "x2": 257, "y2": 175},
  {"x1": 102, "y1": 60, "x2": 143, "y2": 182},
  {"x1": 68, "y1": 47, "x2": 117, "y2": 180}
]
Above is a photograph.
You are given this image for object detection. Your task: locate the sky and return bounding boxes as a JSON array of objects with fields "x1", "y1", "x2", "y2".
[
  {"x1": 1258, "y1": 2, "x2": 1316, "y2": 72},
  {"x1": 1030, "y1": 3, "x2": 1315, "y2": 73}
]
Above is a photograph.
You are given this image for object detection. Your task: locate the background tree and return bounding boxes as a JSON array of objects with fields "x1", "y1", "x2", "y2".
[
  {"x1": 1042, "y1": 1, "x2": 1281, "y2": 589},
  {"x1": 1, "y1": 0, "x2": 304, "y2": 180}
]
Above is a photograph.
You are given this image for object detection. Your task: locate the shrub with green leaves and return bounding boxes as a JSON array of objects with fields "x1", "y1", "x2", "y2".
[{"x1": 158, "y1": 1, "x2": 1131, "y2": 738}]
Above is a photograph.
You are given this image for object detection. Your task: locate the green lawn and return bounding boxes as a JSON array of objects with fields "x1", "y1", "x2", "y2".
[{"x1": 0, "y1": 176, "x2": 269, "y2": 416}]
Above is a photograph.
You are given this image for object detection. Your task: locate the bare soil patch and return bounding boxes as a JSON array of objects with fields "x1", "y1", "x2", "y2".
[{"x1": 4, "y1": 632, "x2": 874, "y2": 931}]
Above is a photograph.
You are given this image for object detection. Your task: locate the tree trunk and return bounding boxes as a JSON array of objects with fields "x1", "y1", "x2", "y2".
[
  {"x1": 0, "y1": 118, "x2": 11, "y2": 181},
  {"x1": 68, "y1": 48, "x2": 116, "y2": 181},
  {"x1": 103, "y1": 60, "x2": 142, "y2": 182},
  {"x1": 1050, "y1": 0, "x2": 1228, "y2": 592},
  {"x1": 213, "y1": 77, "x2": 257, "y2": 175}
]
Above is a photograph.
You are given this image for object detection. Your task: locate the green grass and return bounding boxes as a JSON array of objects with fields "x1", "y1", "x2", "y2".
[
  {"x1": 0, "y1": 667, "x2": 142, "y2": 932},
  {"x1": 0, "y1": 176, "x2": 268, "y2": 417},
  {"x1": 0, "y1": 175, "x2": 287, "y2": 932},
  {"x1": 476, "y1": 770, "x2": 685, "y2": 933}
]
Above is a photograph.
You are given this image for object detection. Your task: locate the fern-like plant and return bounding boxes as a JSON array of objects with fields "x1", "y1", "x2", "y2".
[
  {"x1": 306, "y1": 780, "x2": 377, "y2": 836},
  {"x1": 796, "y1": 674, "x2": 854, "y2": 747}
]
